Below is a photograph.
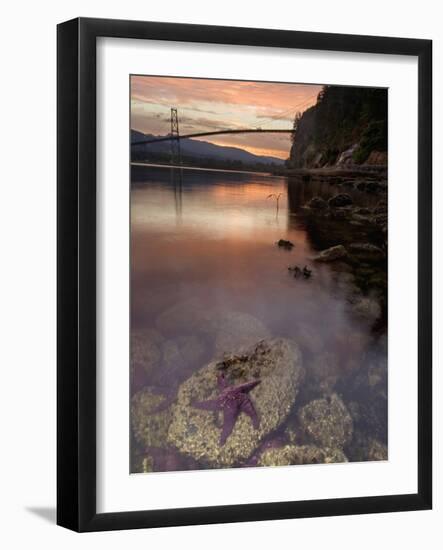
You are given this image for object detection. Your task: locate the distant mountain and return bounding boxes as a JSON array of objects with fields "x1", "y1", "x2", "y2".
[{"x1": 131, "y1": 130, "x2": 284, "y2": 166}]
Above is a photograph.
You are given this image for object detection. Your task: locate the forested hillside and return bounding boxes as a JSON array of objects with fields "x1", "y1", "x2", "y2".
[{"x1": 288, "y1": 86, "x2": 387, "y2": 169}]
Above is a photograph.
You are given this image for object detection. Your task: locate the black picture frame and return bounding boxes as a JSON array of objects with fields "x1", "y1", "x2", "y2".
[{"x1": 57, "y1": 17, "x2": 432, "y2": 532}]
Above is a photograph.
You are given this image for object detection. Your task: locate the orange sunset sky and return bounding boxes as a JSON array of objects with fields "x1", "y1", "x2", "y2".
[{"x1": 131, "y1": 76, "x2": 322, "y2": 160}]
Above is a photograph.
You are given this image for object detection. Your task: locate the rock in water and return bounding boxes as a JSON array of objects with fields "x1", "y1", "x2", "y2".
[
  {"x1": 298, "y1": 393, "x2": 353, "y2": 449},
  {"x1": 162, "y1": 335, "x2": 207, "y2": 375},
  {"x1": 306, "y1": 196, "x2": 328, "y2": 210},
  {"x1": 131, "y1": 388, "x2": 173, "y2": 448},
  {"x1": 346, "y1": 430, "x2": 388, "y2": 462},
  {"x1": 131, "y1": 328, "x2": 164, "y2": 391},
  {"x1": 312, "y1": 244, "x2": 348, "y2": 262},
  {"x1": 155, "y1": 298, "x2": 224, "y2": 336},
  {"x1": 349, "y1": 295, "x2": 382, "y2": 324},
  {"x1": 167, "y1": 338, "x2": 304, "y2": 467},
  {"x1": 131, "y1": 328, "x2": 164, "y2": 374},
  {"x1": 214, "y1": 312, "x2": 270, "y2": 355},
  {"x1": 258, "y1": 444, "x2": 347, "y2": 466},
  {"x1": 277, "y1": 239, "x2": 295, "y2": 250},
  {"x1": 328, "y1": 193, "x2": 353, "y2": 207},
  {"x1": 349, "y1": 243, "x2": 386, "y2": 263}
]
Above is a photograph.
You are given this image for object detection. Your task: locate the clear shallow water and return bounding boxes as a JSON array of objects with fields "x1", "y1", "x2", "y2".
[{"x1": 130, "y1": 164, "x2": 387, "y2": 470}]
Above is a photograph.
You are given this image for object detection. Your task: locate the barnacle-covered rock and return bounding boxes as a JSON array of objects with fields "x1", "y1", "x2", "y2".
[
  {"x1": 328, "y1": 193, "x2": 353, "y2": 208},
  {"x1": 167, "y1": 338, "x2": 304, "y2": 467},
  {"x1": 131, "y1": 387, "x2": 173, "y2": 448},
  {"x1": 348, "y1": 242, "x2": 385, "y2": 262},
  {"x1": 298, "y1": 393, "x2": 353, "y2": 449},
  {"x1": 162, "y1": 335, "x2": 207, "y2": 374},
  {"x1": 312, "y1": 244, "x2": 348, "y2": 263},
  {"x1": 346, "y1": 430, "x2": 388, "y2": 462},
  {"x1": 348, "y1": 295, "x2": 382, "y2": 324},
  {"x1": 257, "y1": 444, "x2": 347, "y2": 466},
  {"x1": 305, "y1": 352, "x2": 340, "y2": 395},
  {"x1": 214, "y1": 312, "x2": 270, "y2": 355},
  {"x1": 131, "y1": 328, "x2": 165, "y2": 392},
  {"x1": 365, "y1": 438, "x2": 388, "y2": 461},
  {"x1": 131, "y1": 453, "x2": 155, "y2": 474},
  {"x1": 306, "y1": 196, "x2": 328, "y2": 210},
  {"x1": 131, "y1": 328, "x2": 164, "y2": 374}
]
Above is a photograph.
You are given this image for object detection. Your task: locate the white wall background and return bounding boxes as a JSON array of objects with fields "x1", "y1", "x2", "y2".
[{"x1": 0, "y1": 0, "x2": 440, "y2": 547}]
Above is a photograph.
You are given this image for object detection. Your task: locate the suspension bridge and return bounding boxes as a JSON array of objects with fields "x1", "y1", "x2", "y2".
[{"x1": 131, "y1": 107, "x2": 295, "y2": 165}]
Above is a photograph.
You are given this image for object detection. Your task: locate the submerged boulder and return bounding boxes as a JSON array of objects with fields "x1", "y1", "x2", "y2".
[
  {"x1": 306, "y1": 196, "x2": 328, "y2": 210},
  {"x1": 328, "y1": 193, "x2": 353, "y2": 208},
  {"x1": 167, "y1": 338, "x2": 304, "y2": 467},
  {"x1": 298, "y1": 393, "x2": 353, "y2": 449},
  {"x1": 349, "y1": 242, "x2": 385, "y2": 262},
  {"x1": 277, "y1": 239, "x2": 295, "y2": 250},
  {"x1": 155, "y1": 298, "x2": 224, "y2": 336},
  {"x1": 131, "y1": 328, "x2": 164, "y2": 374},
  {"x1": 348, "y1": 295, "x2": 382, "y2": 324},
  {"x1": 258, "y1": 444, "x2": 347, "y2": 466},
  {"x1": 312, "y1": 244, "x2": 348, "y2": 262},
  {"x1": 346, "y1": 430, "x2": 388, "y2": 462},
  {"x1": 162, "y1": 335, "x2": 207, "y2": 375},
  {"x1": 214, "y1": 312, "x2": 270, "y2": 356},
  {"x1": 131, "y1": 387, "x2": 173, "y2": 449}
]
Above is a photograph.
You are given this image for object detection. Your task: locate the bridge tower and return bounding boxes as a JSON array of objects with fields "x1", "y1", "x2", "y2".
[{"x1": 170, "y1": 108, "x2": 182, "y2": 165}]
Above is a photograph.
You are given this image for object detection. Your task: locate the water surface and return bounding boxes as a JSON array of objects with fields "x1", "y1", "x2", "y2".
[{"x1": 130, "y1": 164, "x2": 387, "y2": 469}]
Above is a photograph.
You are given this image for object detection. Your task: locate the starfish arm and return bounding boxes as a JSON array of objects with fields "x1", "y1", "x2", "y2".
[
  {"x1": 241, "y1": 398, "x2": 260, "y2": 430},
  {"x1": 237, "y1": 379, "x2": 261, "y2": 394},
  {"x1": 192, "y1": 398, "x2": 220, "y2": 411},
  {"x1": 217, "y1": 372, "x2": 229, "y2": 390},
  {"x1": 220, "y1": 405, "x2": 238, "y2": 446}
]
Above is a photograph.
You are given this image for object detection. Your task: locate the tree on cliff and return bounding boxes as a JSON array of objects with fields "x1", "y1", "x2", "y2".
[
  {"x1": 291, "y1": 111, "x2": 302, "y2": 142},
  {"x1": 288, "y1": 85, "x2": 387, "y2": 167}
]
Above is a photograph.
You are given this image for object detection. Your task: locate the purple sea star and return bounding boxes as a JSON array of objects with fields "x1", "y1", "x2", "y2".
[{"x1": 192, "y1": 372, "x2": 261, "y2": 446}]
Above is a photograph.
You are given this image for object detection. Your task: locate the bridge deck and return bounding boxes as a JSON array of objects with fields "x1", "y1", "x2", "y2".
[{"x1": 132, "y1": 128, "x2": 293, "y2": 146}]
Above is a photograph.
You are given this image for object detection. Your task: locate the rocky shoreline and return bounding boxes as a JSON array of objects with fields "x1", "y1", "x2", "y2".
[
  {"x1": 288, "y1": 168, "x2": 388, "y2": 332},
  {"x1": 131, "y1": 309, "x2": 387, "y2": 472}
]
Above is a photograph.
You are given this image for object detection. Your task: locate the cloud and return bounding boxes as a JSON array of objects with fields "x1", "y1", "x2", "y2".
[{"x1": 130, "y1": 76, "x2": 322, "y2": 159}]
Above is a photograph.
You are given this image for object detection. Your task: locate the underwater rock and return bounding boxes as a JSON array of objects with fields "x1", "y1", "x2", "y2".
[
  {"x1": 346, "y1": 430, "x2": 388, "y2": 462},
  {"x1": 328, "y1": 193, "x2": 353, "y2": 208},
  {"x1": 214, "y1": 312, "x2": 270, "y2": 356},
  {"x1": 132, "y1": 446, "x2": 200, "y2": 473},
  {"x1": 294, "y1": 324, "x2": 325, "y2": 355},
  {"x1": 350, "y1": 213, "x2": 373, "y2": 225},
  {"x1": 257, "y1": 444, "x2": 348, "y2": 466},
  {"x1": 330, "y1": 207, "x2": 351, "y2": 220},
  {"x1": 366, "y1": 438, "x2": 388, "y2": 461},
  {"x1": 352, "y1": 207, "x2": 372, "y2": 216},
  {"x1": 131, "y1": 387, "x2": 173, "y2": 449},
  {"x1": 298, "y1": 393, "x2": 353, "y2": 449},
  {"x1": 163, "y1": 335, "x2": 206, "y2": 375},
  {"x1": 131, "y1": 453, "x2": 155, "y2": 474},
  {"x1": 306, "y1": 196, "x2": 328, "y2": 210},
  {"x1": 349, "y1": 295, "x2": 381, "y2": 324},
  {"x1": 167, "y1": 338, "x2": 304, "y2": 467},
  {"x1": 312, "y1": 244, "x2": 348, "y2": 262},
  {"x1": 131, "y1": 328, "x2": 164, "y2": 374},
  {"x1": 131, "y1": 328, "x2": 165, "y2": 391},
  {"x1": 155, "y1": 298, "x2": 225, "y2": 336},
  {"x1": 306, "y1": 352, "x2": 340, "y2": 395},
  {"x1": 349, "y1": 242, "x2": 385, "y2": 261},
  {"x1": 289, "y1": 265, "x2": 313, "y2": 279}
]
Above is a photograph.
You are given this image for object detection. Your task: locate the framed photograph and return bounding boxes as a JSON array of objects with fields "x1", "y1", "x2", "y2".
[{"x1": 57, "y1": 17, "x2": 432, "y2": 531}]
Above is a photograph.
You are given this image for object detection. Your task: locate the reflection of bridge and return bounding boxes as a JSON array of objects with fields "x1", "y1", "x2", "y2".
[{"x1": 131, "y1": 108, "x2": 293, "y2": 165}]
